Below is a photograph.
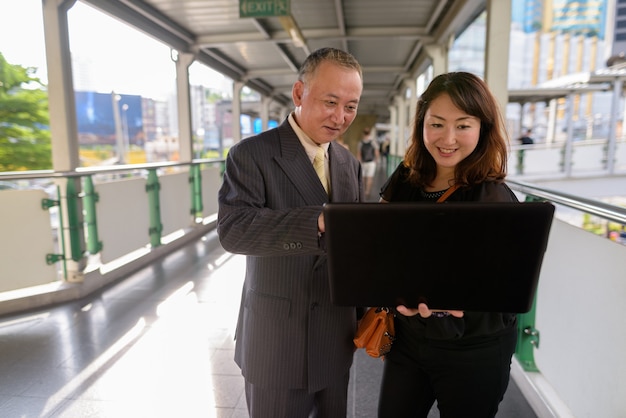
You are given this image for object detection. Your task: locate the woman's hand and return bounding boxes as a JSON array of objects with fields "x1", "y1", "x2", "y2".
[{"x1": 396, "y1": 303, "x2": 464, "y2": 318}]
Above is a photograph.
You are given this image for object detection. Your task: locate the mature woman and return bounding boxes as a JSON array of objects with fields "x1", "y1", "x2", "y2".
[{"x1": 378, "y1": 72, "x2": 518, "y2": 418}]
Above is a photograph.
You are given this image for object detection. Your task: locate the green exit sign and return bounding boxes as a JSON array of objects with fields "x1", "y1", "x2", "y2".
[{"x1": 240, "y1": 0, "x2": 290, "y2": 18}]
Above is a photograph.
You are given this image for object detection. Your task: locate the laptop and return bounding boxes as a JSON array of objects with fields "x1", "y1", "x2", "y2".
[{"x1": 323, "y1": 201, "x2": 555, "y2": 313}]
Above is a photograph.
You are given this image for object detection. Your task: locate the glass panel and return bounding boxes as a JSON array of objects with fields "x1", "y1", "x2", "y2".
[
  {"x1": 0, "y1": 0, "x2": 51, "y2": 172},
  {"x1": 188, "y1": 62, "x2": 233, "y2": 159},
  {"x1": 241, "y1": 86, "x2": 262, "y2": 138},
  {"x1": 68, "y1": 2, "x2": 178, "y2": 166},
  {"x1": 448, "y1": 11, "x2": 486, "y2": 76},
  {"x1": 0, "y1": 0, "x2": 47, "y2": 82}
]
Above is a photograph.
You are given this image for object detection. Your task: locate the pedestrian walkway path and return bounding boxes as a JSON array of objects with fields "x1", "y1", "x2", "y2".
[
  {"x1": 0, "y1": 226, "x2": 536, "y2": 417},
  {"x1": 364, "y1": 161, "x2": 391, "y2": 202}
]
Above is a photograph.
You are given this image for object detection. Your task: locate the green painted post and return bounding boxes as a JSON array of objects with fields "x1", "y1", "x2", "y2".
[
  {"x1": 83, "y1": 176, "x2": 102, "y2": 254},
  {"x1": 387, "y1": 155, "x2": 402, "y2": 177},
  {"x1": 516, "y1": 149, "x2": 525, "y2": 175},
  {"x1": 515, "y1": 296, "x2": 540, "y2": 372},
  {"x1": 43, "y1": 184, "x2": 66, "y2": 277},
  {"x1": 514, "y1": 193, "x2": 545, "y2": 372},
  {"x1": 190, "y1": 164, "x2": 203, "y2": 219},
  {"x1": 146, "y1": 169, "x2": 162, "y2": 248},
  {"x1": 65, "y1": 178, "x2": 86, "y2": 262}
]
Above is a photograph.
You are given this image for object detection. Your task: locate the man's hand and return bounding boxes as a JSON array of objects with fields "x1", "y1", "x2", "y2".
[{"x1": 318, "y1": 213, "x2": 325, "y2": 233}]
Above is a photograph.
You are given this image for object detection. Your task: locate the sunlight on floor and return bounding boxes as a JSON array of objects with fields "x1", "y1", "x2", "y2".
[{"x1": 47, "y1": 252, "x2": 247, "y2": 417}]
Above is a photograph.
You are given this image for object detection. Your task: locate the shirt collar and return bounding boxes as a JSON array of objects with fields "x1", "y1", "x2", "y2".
[{"x1": 288, "y1": 113, "x2": 329, "y2": 163}]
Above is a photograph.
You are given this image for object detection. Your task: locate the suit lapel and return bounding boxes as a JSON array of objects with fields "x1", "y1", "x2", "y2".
[
  {"x1": 328, "y1": 143, "x2": 352, "y2": 202},
  {"x1": 274, "y1": 122, "x2": 329, "y2": 205}
]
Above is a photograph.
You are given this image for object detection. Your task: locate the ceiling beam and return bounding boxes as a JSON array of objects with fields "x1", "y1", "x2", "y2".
[{"x1": 194, "y1": 27, "x2": 433, "y2": 48}]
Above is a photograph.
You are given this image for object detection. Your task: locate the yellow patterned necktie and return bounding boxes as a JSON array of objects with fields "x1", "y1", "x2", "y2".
[{"x1": 313, "y1": 146, "x2": 329, "y2": 194}]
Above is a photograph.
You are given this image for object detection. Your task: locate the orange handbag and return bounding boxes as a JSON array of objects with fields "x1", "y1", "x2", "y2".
[{"x1": 353, "y1": 307, "x2": 395, "y2": 358}]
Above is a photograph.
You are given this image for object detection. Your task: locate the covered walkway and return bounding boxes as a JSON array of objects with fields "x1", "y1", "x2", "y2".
[{"x1": 2, "y1": 2, "x2": 626, "y2": 417}]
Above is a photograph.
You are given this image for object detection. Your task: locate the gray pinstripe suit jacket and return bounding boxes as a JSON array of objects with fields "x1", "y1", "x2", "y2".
[{"x1": 217, "y1": 119, "x2": 363, "y2": 392}]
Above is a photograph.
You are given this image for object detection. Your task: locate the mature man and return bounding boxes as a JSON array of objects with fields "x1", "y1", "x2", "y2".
[{"x1": 217, "y1": 47, "x2": 364, "y2": 417}]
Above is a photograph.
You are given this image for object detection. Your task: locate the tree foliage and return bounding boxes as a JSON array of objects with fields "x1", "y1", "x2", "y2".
[{"x1": 0, "y1": 52, "x2": 51, "y2": 171}]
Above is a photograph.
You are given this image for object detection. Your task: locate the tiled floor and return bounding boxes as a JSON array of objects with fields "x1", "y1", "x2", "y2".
[
  {"x1": 0, "y1": 228, "x2": 537, "y2": 418},
  {"x1": 0, "y1": 232, "x2": 247, "y2": 418}
]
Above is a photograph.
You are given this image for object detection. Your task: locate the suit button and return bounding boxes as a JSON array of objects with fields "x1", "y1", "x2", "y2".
[
  {"x1": 296, "y1": 242, "x2": 302, "y2": 249},
  {"x1": 289, "y1": 242, "x2": 297, "y2": 249},
  {"x1": 283, "y1": 243, "x2": 290, "y2": 250}
]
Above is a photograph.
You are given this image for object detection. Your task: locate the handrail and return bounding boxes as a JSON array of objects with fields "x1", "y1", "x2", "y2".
[
  {"x1": 0, "y1": 158, "x2": 227, "y2": 286},
  {"x1": 507, "y1": 178, "x2": 626, "y2": 225},
  {"x1": 18, "y1": 159, "x2": 616, "y2": 227},
  {"x1": 0, "y1": 158, "x2": 225, "y2": 181},
  {"x1": 508, "y1": 176, "x2": 626, "y2": 380}
]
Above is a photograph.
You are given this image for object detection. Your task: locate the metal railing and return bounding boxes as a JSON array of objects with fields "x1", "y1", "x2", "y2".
[
  {"x1": 506, "y1": 179, "x2": 626, "y2": 418},
  {"x1": 0, "y1": 158, "x2": 224, "y2": 298}
]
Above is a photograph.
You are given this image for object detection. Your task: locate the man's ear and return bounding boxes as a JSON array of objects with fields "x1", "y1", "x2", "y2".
[{"x1": 292, "y1": 80, "x2": 304, "y2": 105}]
